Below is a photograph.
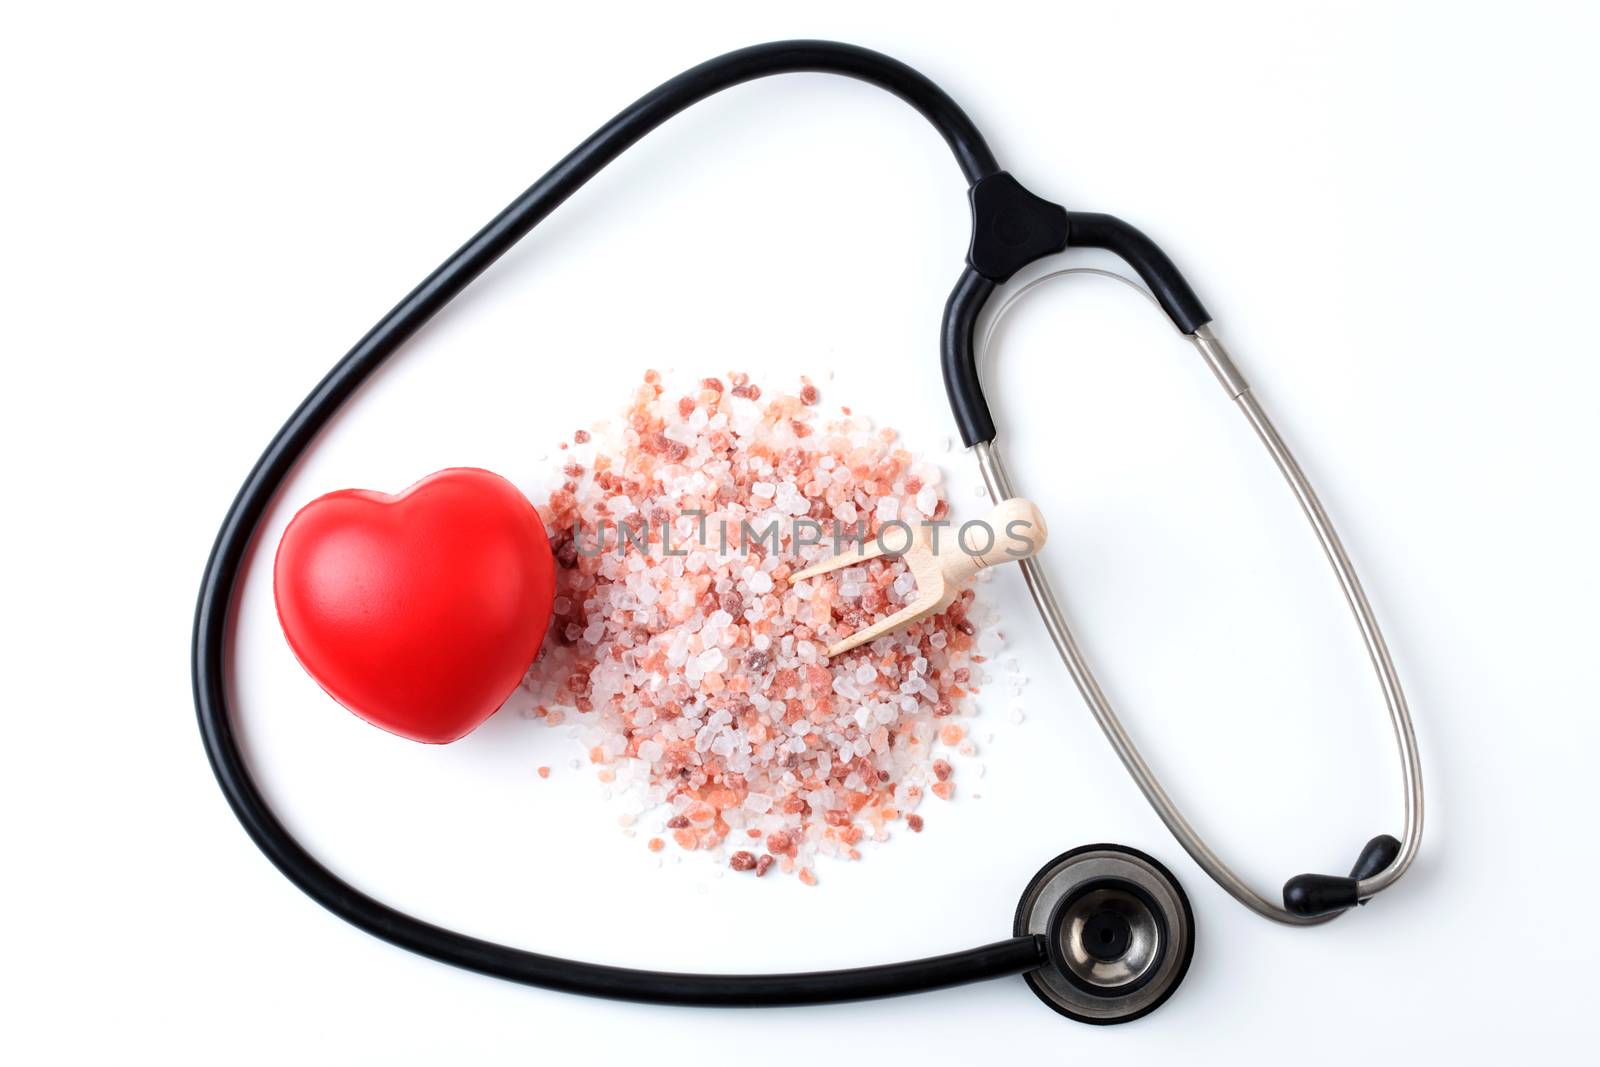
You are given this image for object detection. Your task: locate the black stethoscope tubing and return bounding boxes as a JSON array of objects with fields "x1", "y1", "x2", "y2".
[{"x1": 192, "y1": 39, "x2": 1199, "y2": 1006}]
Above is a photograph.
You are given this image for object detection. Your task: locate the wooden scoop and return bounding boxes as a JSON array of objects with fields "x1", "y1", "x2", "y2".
[{"x1": 789, "y1": 498, "x2": 1048, "y2": 657}]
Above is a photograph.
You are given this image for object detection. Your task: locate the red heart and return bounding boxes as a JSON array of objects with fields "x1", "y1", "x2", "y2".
[{"x1": 273, "y1": 468, "x2": 555, "y2": 744}]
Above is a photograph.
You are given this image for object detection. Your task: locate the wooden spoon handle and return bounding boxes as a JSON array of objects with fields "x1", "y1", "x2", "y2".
[{"x1": 938, "y1": 497, "x2": 1048, "y2": 587}]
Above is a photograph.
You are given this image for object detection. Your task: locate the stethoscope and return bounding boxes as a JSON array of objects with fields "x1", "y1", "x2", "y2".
[{"x1": 192, "y1": 40, "x2": 1423, "y2": 1025}]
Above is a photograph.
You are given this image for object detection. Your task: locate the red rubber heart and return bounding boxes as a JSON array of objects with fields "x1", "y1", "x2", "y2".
[{"x1": 273, "y1": 468, "x2": 554, "y2": 744}]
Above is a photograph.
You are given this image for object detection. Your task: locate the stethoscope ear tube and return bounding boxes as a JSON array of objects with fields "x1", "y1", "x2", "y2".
[{"x1": 963, "y1": 267, "x2": 1425, "y2": 924}]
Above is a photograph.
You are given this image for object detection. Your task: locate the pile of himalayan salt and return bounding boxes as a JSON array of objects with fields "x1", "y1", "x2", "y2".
[{"x1": 524, "y1": 370, "x2": 985, "y2": 883}]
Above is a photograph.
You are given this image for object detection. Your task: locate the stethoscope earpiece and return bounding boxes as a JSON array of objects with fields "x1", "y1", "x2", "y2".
[{"x1": 1283, "y1": 834, "x2": 1404, "y2": 917}]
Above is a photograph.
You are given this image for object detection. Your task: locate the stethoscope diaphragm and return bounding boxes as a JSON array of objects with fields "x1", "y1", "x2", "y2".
[{"x1": 1014, "y1": 844, "x2": 1196, "y2": 1024}]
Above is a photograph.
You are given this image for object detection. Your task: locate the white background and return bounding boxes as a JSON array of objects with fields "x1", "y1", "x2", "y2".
[{"x1": 5, "y1": 1, "x2": 1598, "y2": 1062}]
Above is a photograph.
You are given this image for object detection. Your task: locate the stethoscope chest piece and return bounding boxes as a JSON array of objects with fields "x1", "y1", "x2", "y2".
[{"x1": 1015, "y1": 844, "x2": 1195, "y2": 1024}]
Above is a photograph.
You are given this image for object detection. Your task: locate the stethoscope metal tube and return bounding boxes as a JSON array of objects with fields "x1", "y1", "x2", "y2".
[{"x1": 970, "y1": 275, "x2": 1423, "y2": 921}]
